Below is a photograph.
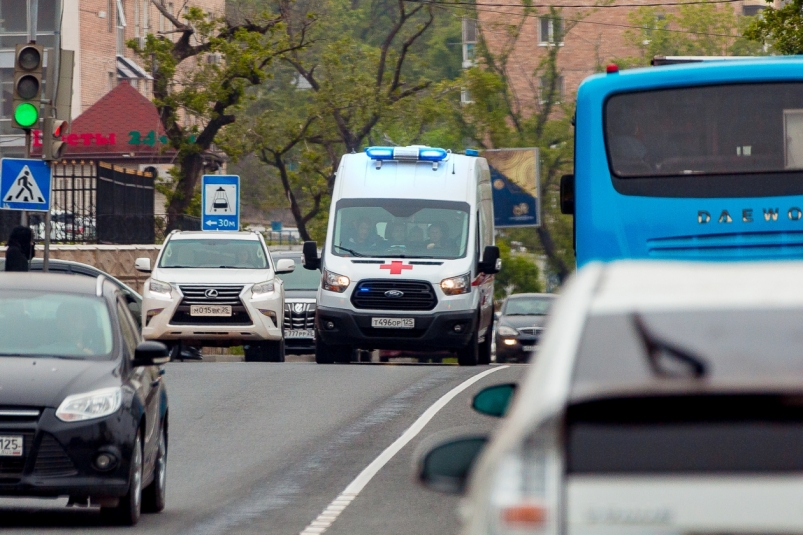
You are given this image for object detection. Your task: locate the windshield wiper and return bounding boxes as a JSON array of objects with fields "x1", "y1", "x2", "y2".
[
  {"x1": 632, "y1": 313, "x2": 707, "y2": 378},
  {"x1": 334, "y1": 245, "x2": 367, "y2": 257}
]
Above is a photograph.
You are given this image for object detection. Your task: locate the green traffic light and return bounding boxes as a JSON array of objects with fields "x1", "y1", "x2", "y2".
[{"x1": 14, "y1": 102, "x2": 38, "y2": 128}]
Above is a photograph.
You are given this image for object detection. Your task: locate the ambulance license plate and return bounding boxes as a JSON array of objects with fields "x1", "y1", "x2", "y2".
[
  {"x1": 0, "y1": 435, "x2": 23, "y2": 457},
  {"x1": 371, "y1": 318, "x2": 414, "y2": 329}
]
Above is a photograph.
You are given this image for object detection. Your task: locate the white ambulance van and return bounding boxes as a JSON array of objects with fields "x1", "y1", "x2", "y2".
[{"x1": 302, "y1": 146, "x2": 500, "y2": 365}]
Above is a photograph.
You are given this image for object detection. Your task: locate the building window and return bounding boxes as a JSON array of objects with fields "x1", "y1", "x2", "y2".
[
  {"x1": 134, "y1": 0, "x2": 140, "y2": 37},
  {"x1": 108, "y1": 0, "x2": 114, "y2": 32},
  {"x1": 742, "y1": 4, "x2": 764, "y2": 16},
  {"x1": 108, "y1": 72, "x2": 116, "y2": 91},
  {"x1": 143, "y1": 0, "x2": 149, "y2": 31},
  {"x1": 461, "y1": 88, "x2": 473, "y2": 105},
  {"x1": 462, "y1": 18, "x2": 477, "y2": 68},
  {"x1": 539, "y1": 75, "x2": 564, "y2": 103},
  {"x1": 539, "y1": 16, "x2": 563, "y2": 45}
]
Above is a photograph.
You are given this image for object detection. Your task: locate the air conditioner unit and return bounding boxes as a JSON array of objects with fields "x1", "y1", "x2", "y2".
[{"x1": 207, "y1": 53, "x2": 222, "y2": 65}]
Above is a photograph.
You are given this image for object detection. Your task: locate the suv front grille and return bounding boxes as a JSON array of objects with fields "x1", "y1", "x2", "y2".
[
  {"x1": 33, "y1": 434, "x2": 77, "y2": 477},
  {"x1": 517, "y1": 327, "x2": 543, "y2": 336},
  {"x1": 351, "y1": 280, "x2": 437, "y2": 311},
  {"x1": 284, "y1": 302, "x2": 316, "y2": 330},
  {"x1": 170, "y1": 285, "x2": 252, "y2": 326}
]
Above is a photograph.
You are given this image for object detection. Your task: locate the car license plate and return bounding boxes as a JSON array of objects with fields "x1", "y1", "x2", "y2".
[
  {"x1": 0, "y1": 435, "x2": 23, "y2": 457},
  {"x1": 371, "y1": 317, "x2": 414, "y2": 329},
  {"x1": 190, "y1": 305, "x2": 232, "y2": 317},
  {"x1": 522, "y1": 345, "x2": 535, "y2": 351},
  {"x1": 286, "y1": 329, "x2": 315, "y2": 339}
]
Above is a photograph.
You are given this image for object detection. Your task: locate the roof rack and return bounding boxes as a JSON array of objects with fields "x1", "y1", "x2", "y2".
[{"x1": 651, "y1": 55, "x2": 760, "y2": 66}]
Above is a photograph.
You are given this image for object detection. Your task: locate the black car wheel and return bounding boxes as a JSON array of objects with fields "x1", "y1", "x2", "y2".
[
  {"x1": 142, "y1": 424, "x2": 167, "y2": 513},
  {"x1": 315, "y1": 336, "x2": 352, "y2": 364},
  {"x1": 457, "y1": 329, "x2": 479, "y2": 366},
  {"x1": 101, "y1": 431, "x2": 143, "y2": 525},
  {"x1": 245, "y1": 341, "x2": 285, "y2": 362}
]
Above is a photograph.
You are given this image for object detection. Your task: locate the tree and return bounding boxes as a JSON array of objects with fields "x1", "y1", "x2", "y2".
[
  {"x1": 454, "y1": 6, "x2": 576, "y2": 283},
  {"x1": 494, "y1": 240, "x2": 542, "y2": 300},
  {"x1": 744, "y1": 0, "x2": 803, "y2": 54},
  {"x1": 130, "y1": 1, "x2": 309, "y2": 230},
  {"x1": 224, "y1": 0, "x2": 456, "y2": 242},
  {"x1": 613, "y1": 3, "x2": 764, "y2": 68}
]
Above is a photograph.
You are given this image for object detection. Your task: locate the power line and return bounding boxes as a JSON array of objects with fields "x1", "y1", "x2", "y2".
[
  {"x1": 406, "y1": 0, "x2": 745, "y2": 8},
  {"x1": 428, "y1": 1, "x2": 745, "y2": 38}
]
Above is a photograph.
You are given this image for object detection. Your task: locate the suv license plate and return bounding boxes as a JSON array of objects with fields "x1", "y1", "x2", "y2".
[
  {"x1": 371, "y1": 318, "x2": 414, "y2": 329},
  {"x1": 190, "y1": 305, "x2": 232, "y2": 317},
  {"x1": 522, "y1": 345, "x2": 535, "y2": 351},
  {"x1": 0, "y1": 436, "x2": 23, "y2": 457},
  {"x1": 286, "y1": 329, "x2": 314, "y2": 339}
]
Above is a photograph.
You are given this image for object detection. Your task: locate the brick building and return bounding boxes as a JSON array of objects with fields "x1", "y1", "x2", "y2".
[
  {"x1": 470, "y1": 0, "x2": 768, "y2": 107},
  {"x1": 0, "y1": 0, "x2": 225, "y2": 156}
]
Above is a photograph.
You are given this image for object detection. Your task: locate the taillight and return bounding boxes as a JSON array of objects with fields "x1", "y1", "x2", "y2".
[{"x1": 487, "y1": 417, "x2": 563, "y2": 534}]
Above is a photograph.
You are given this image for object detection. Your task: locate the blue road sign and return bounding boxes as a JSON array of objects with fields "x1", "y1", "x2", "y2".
[
  {"x1": 0, "y1": 158, "x2": 52, "y2": 212},
  {"x1": 202, "y1": 175, "x2": 239, "y2": 231}
]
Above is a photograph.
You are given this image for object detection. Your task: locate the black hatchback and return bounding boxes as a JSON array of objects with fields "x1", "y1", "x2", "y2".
[
  {"x1": 0, "y1": 274, "x2": 169, "y2": 525},
  {"x1": 495, "y1": 293, "x2": 556, "y2": 363}
]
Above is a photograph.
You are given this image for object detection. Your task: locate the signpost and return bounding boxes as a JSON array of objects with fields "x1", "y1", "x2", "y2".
[{"x1": 201, "y1": 175, "x2": 240, "y2": 231}]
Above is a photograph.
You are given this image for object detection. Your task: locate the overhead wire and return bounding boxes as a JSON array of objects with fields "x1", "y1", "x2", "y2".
[{"x1": 405, "y1": 0, "x2": 746, "y2": 8}]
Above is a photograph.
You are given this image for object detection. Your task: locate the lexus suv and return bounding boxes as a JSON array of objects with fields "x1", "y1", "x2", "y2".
[{"x1": 136, "y1": 230, "x2": 295, "y2": 362}]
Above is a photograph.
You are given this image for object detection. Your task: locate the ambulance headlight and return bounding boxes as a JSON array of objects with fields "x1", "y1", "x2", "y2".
[
  {"x1": 323, "y1": 269, "x2": 350, "y2": 293},
  {"x1": 441, "y1": 273, "x2": 471, "y2": 296}
]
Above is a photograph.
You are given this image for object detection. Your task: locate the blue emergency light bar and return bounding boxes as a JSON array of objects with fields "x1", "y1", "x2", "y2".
[{"x1": 365, "y1": 146, "x2": 448, "y2": 162}]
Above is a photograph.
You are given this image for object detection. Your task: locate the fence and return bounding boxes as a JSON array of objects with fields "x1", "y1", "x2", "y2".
[{"x1": 96, "y1": 162, "x2": 155, "y2": 244}]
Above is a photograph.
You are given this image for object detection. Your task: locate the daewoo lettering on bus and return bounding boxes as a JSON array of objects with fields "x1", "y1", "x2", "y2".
[
  {"x1": 561, "y1": 57, "x2": 803, "y2": 266},
  {"x1": 302, "y1": 146, "x2": 500, "y2": 365}
]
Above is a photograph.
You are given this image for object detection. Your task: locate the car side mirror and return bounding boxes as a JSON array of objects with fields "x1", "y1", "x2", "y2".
[
  {"x1": 560, "y1": 174, "x2": 574, "y2": 215},
  {"x1": 132, "y1": 341, "x2": 170, "y2": 367},
  {"x1": 134, "y1": 257, "x2": 151, "y2": 273},
  {"x1": 303, "y1": 241, "x2": 320, "y2": 270},
  {"x1": 472, "y1": 383, "x2": 517, "y2": 418},
  {"x1": 275, "y1": 258, "x2": 295, "y2": 274},
  {"x1": 479, "y1": 245, "x2": 501, "y2": 275},
  {"x1": 417, "y1": 435, "x2": 489, "y2": 494},
  {"x1": 494, "y1": 311, "x2": 500, "y2": 321}
]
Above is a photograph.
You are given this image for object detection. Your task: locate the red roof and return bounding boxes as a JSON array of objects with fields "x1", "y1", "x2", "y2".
[{"x1": 33, "y1": 81, "x2": 173, "y2": 160}]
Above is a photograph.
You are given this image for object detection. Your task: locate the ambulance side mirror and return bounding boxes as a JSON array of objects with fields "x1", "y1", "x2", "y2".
[
  {"x1": 303, "y1": 241, "x2": 321, "y2": 271},
  {"x1": 479, "y1": 246, "x2": 501, "y2": 275}
]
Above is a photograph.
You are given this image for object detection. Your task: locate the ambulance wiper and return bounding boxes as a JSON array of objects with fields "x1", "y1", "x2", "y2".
[
  {"x1": 632, "y1": 313, "x2": 708, "y2": 378},
  {"x1": 334, "y1": 244, "x2": 367, "y2": 257}
]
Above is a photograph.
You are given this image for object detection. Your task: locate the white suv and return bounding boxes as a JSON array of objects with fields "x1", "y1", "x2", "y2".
[{"x1": 135, "y1": 230, "x2": 295, "y2": 362}]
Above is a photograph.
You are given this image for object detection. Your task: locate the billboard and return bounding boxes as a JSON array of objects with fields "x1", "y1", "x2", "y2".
[{"x1": 484, "y1": 148, "x2": 540, "y2": 228}]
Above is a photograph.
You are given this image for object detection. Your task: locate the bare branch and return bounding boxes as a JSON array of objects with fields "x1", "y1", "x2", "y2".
[{"x1": 388, "y1": 6, "x2": 434, "y2": 97}]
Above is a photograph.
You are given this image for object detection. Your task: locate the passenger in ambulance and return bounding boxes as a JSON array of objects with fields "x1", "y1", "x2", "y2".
[
  {"x1": 426, "y1": 222, "x2": 453, "y2": 253},
  {"x1": 347, "y1": 219, "x2": 380, "y2": 253},
  {"x1": 381, "y1": 221, "x2": 408, "y2": 254}
]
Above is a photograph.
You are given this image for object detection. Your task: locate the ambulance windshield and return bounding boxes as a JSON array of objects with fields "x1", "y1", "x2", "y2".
[{"x1": 332, "y1": 199, "x2": 470, "y2": 259}]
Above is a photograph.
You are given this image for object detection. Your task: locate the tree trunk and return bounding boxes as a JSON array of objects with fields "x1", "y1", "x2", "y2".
[{"x1": 166, "y1": 151, "x2": 205, "y2": 231}]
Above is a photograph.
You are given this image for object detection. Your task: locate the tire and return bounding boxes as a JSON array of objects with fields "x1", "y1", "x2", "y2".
[
  {"x1": 264, "y1": 340, "x2": 285, "y2": 362},
  {"x1": 101, "y1": 431, "x2": 143, "y2": 525},
  {"x1": 457, "y1": 329, "x2": 479, "y2": 366},
  {"x1": 244, "y1": 343, "x2": 266, "y2": 362},
  {"x1": 315, "y1": 335, "x2": 352, "y2": 364},
  {"x1": 142, "y1": 424, "x2": 167, "y2": 513},
  {"x1": 478, "y1": 330, "x2": 493, "y2": 365}
]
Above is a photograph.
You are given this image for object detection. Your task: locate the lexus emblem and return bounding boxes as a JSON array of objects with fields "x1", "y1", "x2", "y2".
[
  {"x1": 385, "y1": 290, "x2": 404, "y2": 298},
  {"x1": 205, "y1": 289, "x2": 219, "y2": 299},
  {"x1": 293, "y1": 303, "x2": 306, "y2": 314}
]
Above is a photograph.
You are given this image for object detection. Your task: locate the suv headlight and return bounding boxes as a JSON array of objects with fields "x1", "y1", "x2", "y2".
[
  {"x1": 56, "y1": 387, "x2": 123, "y2": 422},
  {"x1": 323, "y1": 269, "x2": 350, "y2": 293},
  {"x1": 441, "y1": 273, "x2": 471, "y2": 296},
  {"x1": 497, "y1": 325, "x2": 519, "y2": 336},
  {"x1": 252, "y1": 280, "x2": 275, "y2": 297},
  {"x1": 149, "y1": 279, "x2": 172, "y2": 297}
]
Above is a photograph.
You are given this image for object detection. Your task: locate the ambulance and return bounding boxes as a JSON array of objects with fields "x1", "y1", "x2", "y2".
[{"x1": 302, "y1": 146, "x2": 500, "y2": 365}]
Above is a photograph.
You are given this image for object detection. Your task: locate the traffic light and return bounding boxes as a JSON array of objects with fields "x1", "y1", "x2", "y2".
[
  {"x1": 42, "y1": 117, "x2": 68, "y2": 161},
  {"x1": 12, "y1": 43, "x2": 44, "y2": 130}
]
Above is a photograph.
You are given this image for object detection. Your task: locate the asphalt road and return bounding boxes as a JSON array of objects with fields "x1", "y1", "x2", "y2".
[{"x1": 0, "y1": 361, "x2": 525, "y2": 534}]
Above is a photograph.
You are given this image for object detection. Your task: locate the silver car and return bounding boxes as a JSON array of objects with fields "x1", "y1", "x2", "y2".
[{"x1": 419, "y1": 260, "x2": 803, "y2": 535}]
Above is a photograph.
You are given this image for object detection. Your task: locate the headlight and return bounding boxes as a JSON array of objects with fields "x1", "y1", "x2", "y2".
[
  {"x1": 440, "y1": 273, "x2": 471, "y2": 296},
  {"x1": 497, "y1": 325, "x2": 519, "y2": 336},
  {"x1": 56, "y1": 387, "x2": 123, "y2": 422},
  {"x1": 323, "y1": 269, "x2": 350, "y2": 293},
  {"x1": 149, "y1": 279, "x2": 172, "y2": 297},
  {"x1": 251, "y1": 280, "x2": 275, "y2": 297}
]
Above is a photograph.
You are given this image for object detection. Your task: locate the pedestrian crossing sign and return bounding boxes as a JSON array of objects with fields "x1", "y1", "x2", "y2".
[{"x1": 0, "y1": 158, "x2": 52, "y2": 211}]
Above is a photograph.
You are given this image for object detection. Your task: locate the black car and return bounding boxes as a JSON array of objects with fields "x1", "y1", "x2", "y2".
[
  {"x1": 495, "y1": 293, "x2": 556, "y2": 363},
  {"x1": 273, "y1": 251, "x2": 319, "y2": 355},
  {"x1": 0, "y1": 274, "x2": 170, "y2": 525}
]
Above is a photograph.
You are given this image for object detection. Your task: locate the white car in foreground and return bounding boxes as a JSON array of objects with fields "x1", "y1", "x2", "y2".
[
  {"x1": 419, "y1": 260, "x2": 803, "y2": 535},
  {"x1": 136, "y1": 230, "x2": 295, "y2": 362}
]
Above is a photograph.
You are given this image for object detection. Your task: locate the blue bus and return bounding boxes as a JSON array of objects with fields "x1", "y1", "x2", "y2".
[{"x1": 563, "y1": 57, "x2": 803, "y2": 266}]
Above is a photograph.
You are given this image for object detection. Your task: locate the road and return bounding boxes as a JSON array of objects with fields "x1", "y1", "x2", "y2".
[{"x1": 0, "y1": 361, "x2": 524, "y2": 534}]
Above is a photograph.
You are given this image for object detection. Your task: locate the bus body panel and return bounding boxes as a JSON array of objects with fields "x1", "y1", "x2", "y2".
[{"x1": 575, "y1": 59, "x2": 803, "y2": 266}]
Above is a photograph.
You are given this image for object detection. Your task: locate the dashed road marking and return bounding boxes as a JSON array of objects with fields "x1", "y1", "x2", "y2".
[{"x1": 299, "y1": 366, "x2": 508, "y2": 535}]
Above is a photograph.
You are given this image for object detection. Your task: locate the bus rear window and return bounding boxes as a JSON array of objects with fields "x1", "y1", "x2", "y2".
[{"x1": 605, "y1": 83, "x2": 803, "y2": 177}]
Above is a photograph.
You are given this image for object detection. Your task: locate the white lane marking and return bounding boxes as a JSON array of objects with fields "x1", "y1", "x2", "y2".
[{"x1": 299, "y1": 366, "x2": 509, "y2": 535}]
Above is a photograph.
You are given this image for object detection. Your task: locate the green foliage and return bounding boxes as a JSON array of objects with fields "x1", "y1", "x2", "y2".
[
  {"x1": 744, "y1": 0, "x2": 803, "y2": 54},
  {"x1": 494, "y1": 241, "x2": 543, "y2": 300},
  {"x1": 612, "y1": 3, "x2": 765, "y2": 68}
]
